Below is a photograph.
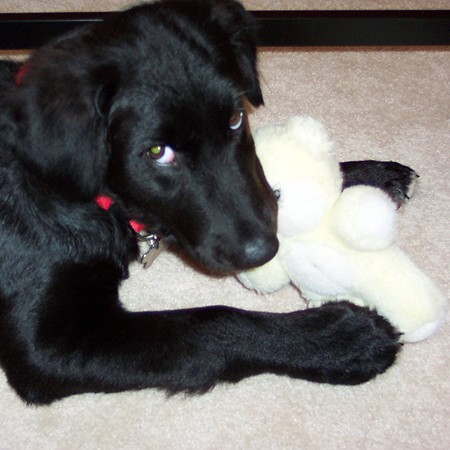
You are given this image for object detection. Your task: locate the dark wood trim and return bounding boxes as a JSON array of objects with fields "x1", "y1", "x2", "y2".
[
  {"x1": 254, "y1": 10, "x2": 450, "y2": 47},
  {"x1": 0, "y1": 10, "x2": 449, "y2": 50}
]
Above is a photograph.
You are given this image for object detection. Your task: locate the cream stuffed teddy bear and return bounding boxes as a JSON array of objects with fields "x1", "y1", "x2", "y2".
[{"x1": 238, "y1": 116, "x2": 447, "y2": 342}]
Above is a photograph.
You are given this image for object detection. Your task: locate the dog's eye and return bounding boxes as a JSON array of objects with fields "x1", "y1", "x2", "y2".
[
  {"x1": 146, "y1": 145, "x2": 176, "y2": 165},
  {"x1": 229, "y1": 110, "x2": 244, "y2": 130}
]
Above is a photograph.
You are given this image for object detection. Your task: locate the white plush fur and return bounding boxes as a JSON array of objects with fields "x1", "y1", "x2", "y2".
[
  {"x1": 331, "y1": 185, "x2": 398, "y2": 250},
  {"x1": 238, "y1": 116, "x2": 448, "y2": 342}
]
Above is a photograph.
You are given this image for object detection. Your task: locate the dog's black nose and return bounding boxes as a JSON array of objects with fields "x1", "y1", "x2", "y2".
[{"x1": 241, "y1": 234, "x2": 279, "y2": 269}]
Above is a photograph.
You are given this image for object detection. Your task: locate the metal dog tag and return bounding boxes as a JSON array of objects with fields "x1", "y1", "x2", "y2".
[{"x1": 137, "y1": 233, "x2": 166, "y2": 269}]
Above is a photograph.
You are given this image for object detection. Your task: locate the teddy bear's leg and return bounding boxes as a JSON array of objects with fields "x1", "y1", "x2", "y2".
[
  {"x1": 353, "y1": 246, "x2": 448, "y2": 342},
  {"x1": 340, "y1": 160, "x2": 418, "y2": 207}
]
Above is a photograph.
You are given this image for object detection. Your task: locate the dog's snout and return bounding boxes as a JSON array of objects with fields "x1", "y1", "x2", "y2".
[{"x1": 241, "y1": 233, "x2": 279, "y2": 269}]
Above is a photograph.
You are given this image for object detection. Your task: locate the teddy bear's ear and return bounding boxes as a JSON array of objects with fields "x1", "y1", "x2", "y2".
[
  {"x1": 253, "y1": 116, "x2": 343, "y2": 204},
  {"x1": 253, "y1": 116, "x2": 337, "y2": 170},
  {"x1": 284, "y1": 116, "x2": 335, "y2": 159}
]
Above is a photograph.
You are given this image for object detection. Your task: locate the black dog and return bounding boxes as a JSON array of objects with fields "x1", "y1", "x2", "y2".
[{"x1": 0, "y1": 0, "x2": 414, "y2": 405}]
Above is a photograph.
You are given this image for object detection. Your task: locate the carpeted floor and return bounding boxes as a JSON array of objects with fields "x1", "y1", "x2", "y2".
[{"x1": 0, "y1": 1, "x2": 449, "y2": 449}]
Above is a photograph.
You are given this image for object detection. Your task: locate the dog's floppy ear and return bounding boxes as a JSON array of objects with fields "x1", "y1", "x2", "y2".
[
  {"x1": 211, "y1": 0, "x2": 264, "y2": 106},
  {"x1": 14, "y1": 52, "x2": 120, "y2": 200}
]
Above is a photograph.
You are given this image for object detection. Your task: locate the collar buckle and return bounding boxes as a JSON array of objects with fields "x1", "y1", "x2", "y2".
[
  {"x1": 96, "y1": 195, "x2": 165, "y2": 268},
  {"x1": 137, "y1": 232, "x2": 166, "y2": 269}
]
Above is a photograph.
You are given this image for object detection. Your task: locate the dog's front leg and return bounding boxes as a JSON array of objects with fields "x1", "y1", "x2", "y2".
[{"x1": 2, "y1": 260, "x2": 400, "y2": 404}]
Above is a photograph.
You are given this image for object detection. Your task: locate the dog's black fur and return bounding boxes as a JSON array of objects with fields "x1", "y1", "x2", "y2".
[{"x1": 0, "y1": 0, "x2": 415, "y2": 405}]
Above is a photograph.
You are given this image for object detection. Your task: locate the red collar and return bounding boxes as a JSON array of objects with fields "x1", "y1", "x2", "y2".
[
  {"x1": 95, "y1": 195, "x2": 146, "y2": 234},
  {"x1": 96, "y1": 195, "x2": 165, "y2": 268},
  {"x1": 16, "y1": 64, "x2": 30, "y2": 87}
]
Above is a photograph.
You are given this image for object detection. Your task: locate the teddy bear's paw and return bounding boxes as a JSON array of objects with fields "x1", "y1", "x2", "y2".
[
  {"x1": 291, "y1": 302, "x2": 402, "y2": 385},
  {"x1": 237, "y1": 257, "x2": 291, "y2": 294},
  {"x1": 332, "y1": 185, "x2": 397, "y2": 250}
]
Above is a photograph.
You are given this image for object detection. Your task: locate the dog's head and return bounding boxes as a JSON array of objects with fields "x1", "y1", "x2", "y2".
[{"x1": 13, "y1": 0, "x2": 278, "y2": 273}]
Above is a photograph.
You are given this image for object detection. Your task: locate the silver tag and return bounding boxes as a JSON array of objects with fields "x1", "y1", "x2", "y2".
[{"x1": 137, "y1": 233, "x2": 166, "y2": 269}]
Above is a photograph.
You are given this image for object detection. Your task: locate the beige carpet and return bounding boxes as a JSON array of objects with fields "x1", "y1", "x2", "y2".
[
  {"x1": 2, "y1": 0, "x2": 450, "y2": 12},
  {"x1": 0, "y1": 1, "x2": 449, "y2": 449}
]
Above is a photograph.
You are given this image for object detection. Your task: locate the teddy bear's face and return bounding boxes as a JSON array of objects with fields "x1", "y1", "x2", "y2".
[
  {"x1": 253, "y1": 118, "x2": 343, "y2": 237},
  {"x1": 276, "y1": 179, "x2": 333, "y2": 236}
]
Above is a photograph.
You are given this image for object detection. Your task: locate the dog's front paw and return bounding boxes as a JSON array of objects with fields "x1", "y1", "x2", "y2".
[
  {"x1": 340, "y1": 160, "x2": 419, "y2": 208},
  {"x1": 293, "y1": 301, "x2": 402, "y2": 385},
  {"x1": 381, "y1": 162, "x2": 419, "y2": 207}
]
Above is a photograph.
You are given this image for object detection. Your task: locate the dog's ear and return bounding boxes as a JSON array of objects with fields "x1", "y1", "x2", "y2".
[
  {"x1": 14, "y1": 54, "x2": 120, "y2": 200},
  {"x1": 211, "y1": 0, "x2": 264, "y2": 107},
  {"x1": 93, "y1": 65, "x2": 120, "y2": 119}
]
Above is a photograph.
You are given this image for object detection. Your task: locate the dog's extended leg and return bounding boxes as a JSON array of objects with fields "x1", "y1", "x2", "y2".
[
  {"x1": 1, "y1": 261, "x2": 400, "y2": 404},
  {"x1": 340, "y1": 160, "x2": 418, "y2": 207}
]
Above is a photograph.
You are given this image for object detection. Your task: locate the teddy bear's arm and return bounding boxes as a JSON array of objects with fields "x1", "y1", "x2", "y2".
[
  {"x1": 331, "y1": 185, "x2": 398, "y2": 251},
  {"x1": 237, "y1": 255, "x2": 291, "y2": 294}
]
